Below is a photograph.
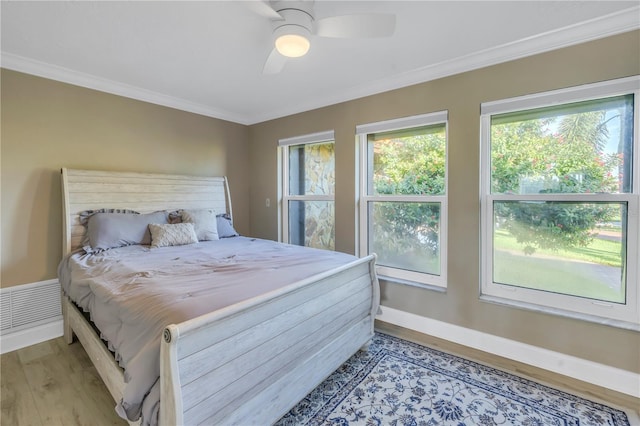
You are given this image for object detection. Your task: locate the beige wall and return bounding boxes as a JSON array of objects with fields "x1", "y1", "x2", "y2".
[
  {"x1": 248, "y1": 31, "x2": 640, "y2": 372},
  {"x1": 1, "y1": 69, "x2": 250, "y2": 288},
  {"x1": 2, "y1": 31, "x2": 638, "y2": 373}
]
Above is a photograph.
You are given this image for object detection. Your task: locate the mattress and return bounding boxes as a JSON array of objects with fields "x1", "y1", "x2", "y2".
[{"x1": 58, "y1": 237, "x2": 358, "y2": 425}]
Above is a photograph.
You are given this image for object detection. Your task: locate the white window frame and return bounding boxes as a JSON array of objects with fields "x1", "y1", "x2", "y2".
[
  {"x1": 480, "y1": 76, "x2": 640, "y2": 327},
  {"x1": 279, "y1": 130, "x2": 335, "y2": 248},
  {"x1": 357, "y1": 111, "x2": 448, "y2": 288}
]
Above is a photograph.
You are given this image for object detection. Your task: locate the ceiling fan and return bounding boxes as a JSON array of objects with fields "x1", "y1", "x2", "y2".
[{"x1": 249, "y1": 0, "x2": 396, "y2": 74}]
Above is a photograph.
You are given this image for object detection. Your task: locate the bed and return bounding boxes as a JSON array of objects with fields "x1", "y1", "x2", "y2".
[{"x1": 58, "y1": 168, "x2": 379, "y2": 426}]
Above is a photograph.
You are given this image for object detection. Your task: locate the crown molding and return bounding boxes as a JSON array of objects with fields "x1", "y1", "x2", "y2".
[
  {"x1": 247, "y1": 6, "x2": 640, "y2": 124},
  {"x1": 0, "y1": 53, "x2": 250, "y2": 125},
  {"x1": 2, "y1": 6, "x2": 638, "y2": 126}
]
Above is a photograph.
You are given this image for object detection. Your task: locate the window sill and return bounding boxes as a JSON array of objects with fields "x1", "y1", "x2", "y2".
[
  {"x1": 480, "y1": 294, "x2": 640, "y2": 332},
  {"x1": 378, "y1": 274, "x2": 446, "y2": 293}
]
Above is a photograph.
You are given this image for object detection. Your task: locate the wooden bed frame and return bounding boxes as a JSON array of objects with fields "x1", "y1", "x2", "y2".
[{"x1": 60, "y1": 168, "x2": 380, "y2": 425}]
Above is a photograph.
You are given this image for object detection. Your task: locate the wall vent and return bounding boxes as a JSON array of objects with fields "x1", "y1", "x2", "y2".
[{"x1": 0, "y1": 280, "x2": 62, "y2": 335}]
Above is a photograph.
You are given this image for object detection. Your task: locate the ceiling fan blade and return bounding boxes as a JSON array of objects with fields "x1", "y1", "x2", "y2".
[
  {"x1": 315, "y1": 14, "x2": 396, "y2": 38},
  {"x1": 246, "y1": 0, "x2": 283, "y2": 20},
  {"x1": 263, "y1": 48, "x2": 287, "y2": 74}
]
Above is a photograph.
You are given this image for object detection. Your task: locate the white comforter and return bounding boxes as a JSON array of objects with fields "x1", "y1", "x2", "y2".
[{"x1": 58, "y1": 237, "x2": 358, "y2": 425}]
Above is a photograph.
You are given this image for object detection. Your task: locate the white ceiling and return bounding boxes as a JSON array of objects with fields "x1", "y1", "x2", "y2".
[{"x1": 2, "y1": 1, "x2": 639, "y2": 125}]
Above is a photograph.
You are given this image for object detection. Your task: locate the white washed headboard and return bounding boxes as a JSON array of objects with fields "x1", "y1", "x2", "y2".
[{"x1": 61, "y1": 168, "x2": 232, "y2": 255}]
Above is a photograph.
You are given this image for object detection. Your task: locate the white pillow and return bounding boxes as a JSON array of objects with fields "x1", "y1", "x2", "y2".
[
  {"x1": 180, "y1": 209, "x2": 219, "y2": 241},
  {"x1": 149, "y1": 223, "x2": 198, "y2": 248}
]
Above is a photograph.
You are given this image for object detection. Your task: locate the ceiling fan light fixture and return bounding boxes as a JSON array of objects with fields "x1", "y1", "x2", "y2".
[
  {"x1": 272, "y1": 13, "x2": 312, "y2": 58},
  {"x1": 275, "y1": 33, "x2": 310, "y2": 57}
]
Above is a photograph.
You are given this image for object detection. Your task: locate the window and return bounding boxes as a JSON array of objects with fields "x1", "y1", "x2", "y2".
[
  {"x1": 481, "y1": 77, "x2": 639, "y2": 326},
  {"x1": 280, "y1": 131, "x2": 335, "y2": 250},
  {"x1": 358, "y1": 112, "x2": 448, "y2": 288}
]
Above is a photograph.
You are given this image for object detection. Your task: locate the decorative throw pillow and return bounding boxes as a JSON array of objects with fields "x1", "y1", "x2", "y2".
[
  {"x1": 149, "y1": 223, "x2": 198, "y2": 248},
  {"x1": 216, "y1": 214, "x2": 239, "y2": 238},
  {"x1": 167, "y1": 210, "x2": 182, "y2": 224},
  {"x1": 85, "y1": 211, "x2": 168, "y2": 253},
  {"x1": 180, "y1": 209, "x2": 219, "y2": 241}
]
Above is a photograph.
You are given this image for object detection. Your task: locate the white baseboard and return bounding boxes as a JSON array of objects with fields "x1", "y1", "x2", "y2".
[
  {"x1": 1, "y1": 319, "x2": 63, "y2": 354},
  {"x1": 377, "y1": 305, "x2": 640, "y2": 398}
]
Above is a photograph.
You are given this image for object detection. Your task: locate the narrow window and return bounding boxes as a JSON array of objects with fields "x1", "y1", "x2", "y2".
[{"x1": 280, "y1": 131, "x2": 335, "y2": 250}]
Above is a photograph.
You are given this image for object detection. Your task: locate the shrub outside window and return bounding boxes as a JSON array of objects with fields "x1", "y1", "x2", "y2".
[
  {"x1": 358, "y1": 112, "x2": 448, "y2": 288},
  {"x1": 280, "y1": 131, "x2": 335, "y2": 250},
  {"x1": 481, "y1": 77, "x2": 639, "y2": 327}
]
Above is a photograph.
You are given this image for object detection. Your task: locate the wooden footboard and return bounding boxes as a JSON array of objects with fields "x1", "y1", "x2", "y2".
[{"x1": 160, "y1": 254, "x2": 379, "y2": 425}]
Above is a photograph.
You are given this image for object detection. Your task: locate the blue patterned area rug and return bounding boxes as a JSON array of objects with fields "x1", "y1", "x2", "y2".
[{"x1": 276, "y1": 332, "x2": 632, "y2": 426}]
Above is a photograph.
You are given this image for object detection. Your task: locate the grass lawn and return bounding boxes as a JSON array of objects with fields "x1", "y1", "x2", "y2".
[
  {"x1": 493, "y1": 230, "x2": 625, "y2": 303},
  {"x1": 494, "y1": 229, "x2": 623, "y2": 267}
]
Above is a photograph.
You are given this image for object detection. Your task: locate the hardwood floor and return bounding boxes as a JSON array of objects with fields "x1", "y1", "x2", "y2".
[
  {"x1": 1, "y1": 337, "x2": 126, "y2": 425},
  {"x1": 2, "y1": 325, "x2": 638, "y2": 424}
]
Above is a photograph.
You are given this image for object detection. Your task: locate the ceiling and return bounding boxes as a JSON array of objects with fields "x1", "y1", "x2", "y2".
[{"x1": 2, "y1": 1, "x2": 639, "y2": 125}]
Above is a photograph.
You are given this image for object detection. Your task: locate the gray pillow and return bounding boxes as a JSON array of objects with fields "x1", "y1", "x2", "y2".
[
  {"x1": 79, "y1": 208, "x2": 139, "y2": 226},
  {"x1": 217, "y1": 214, "x2": 239, "y2": 238},
  {"x1": 79, "y1": 208, "x2": 140, "y2": 250},
  {"x1": 167, "y1": 210, "x2": 238, "y2": 238},
  {"x1": 180, "y1": 209, "x2": 219, "y2": 241},
  {"x1": 85, "y1": 211, "x2": 168, "y2": 253}
]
